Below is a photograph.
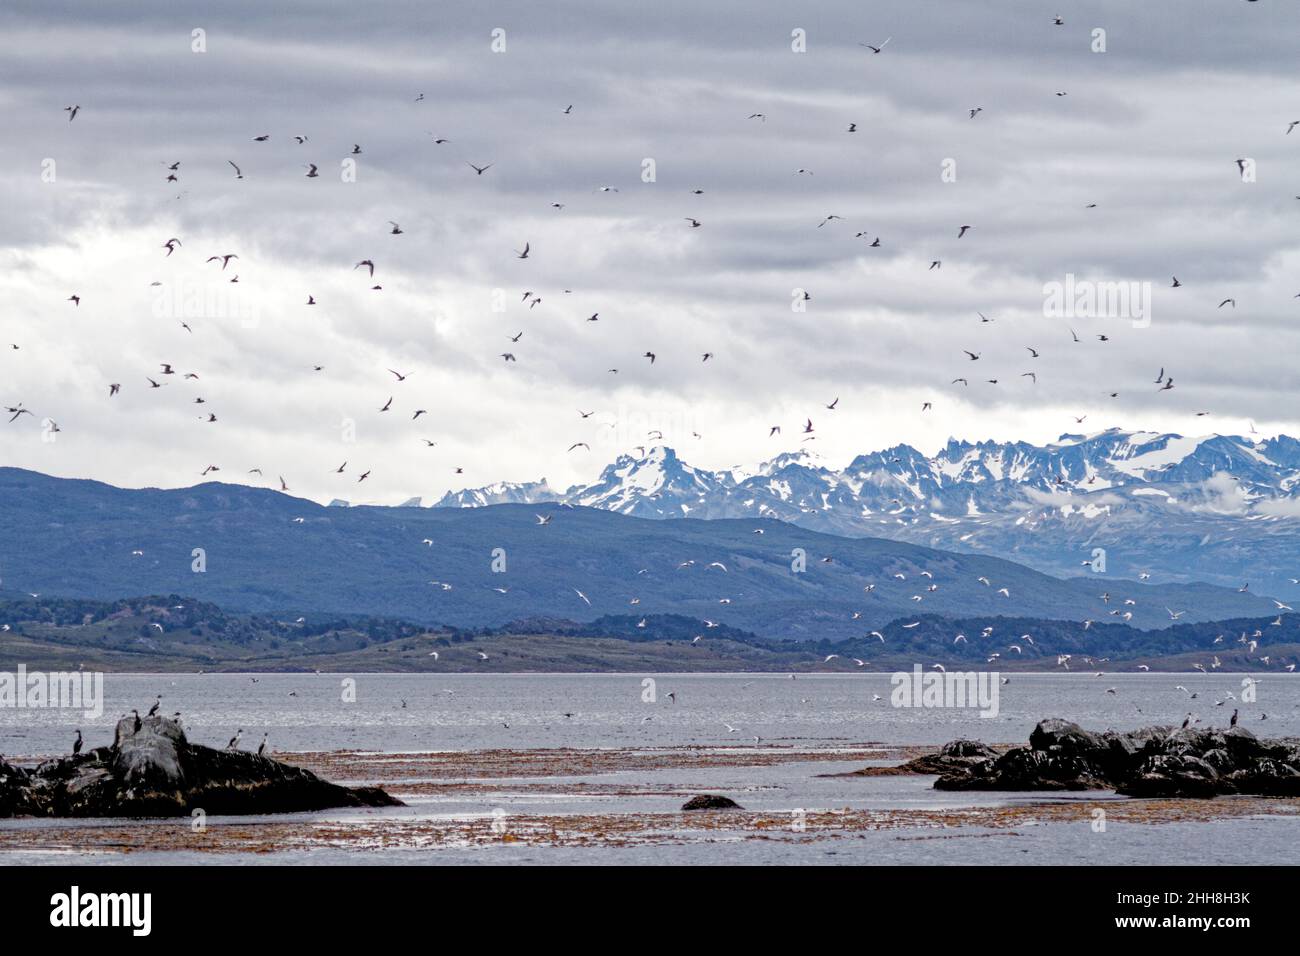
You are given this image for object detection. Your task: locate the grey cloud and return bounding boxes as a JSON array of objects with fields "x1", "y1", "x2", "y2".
[{"x1": 2, "y1": 1, "x2": 1299, "y2": 502}]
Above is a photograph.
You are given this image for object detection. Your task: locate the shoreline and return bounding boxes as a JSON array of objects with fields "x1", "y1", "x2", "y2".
[{"x1": 3, "y1": 741, "x2": 1299, "y2": 861}]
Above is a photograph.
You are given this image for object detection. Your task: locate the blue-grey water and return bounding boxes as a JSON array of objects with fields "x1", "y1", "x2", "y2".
[
  {"x1": 3, "y1": 672, "x2": 1289, "y2": 754},
  {"x1": 2, "y1": 673, "x2": 1298, "y2": 865}
]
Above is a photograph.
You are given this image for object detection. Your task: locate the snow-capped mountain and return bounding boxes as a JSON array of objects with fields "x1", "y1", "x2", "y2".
[
  {"x1": 434, "y1": 430, "x2": 1300, "y2": 592},
  {"x1": 567, "y1": 446, "x2": 730, "y2": 515},
  {"x1": 435, "y1": 479, "x2": 560, "y2": 508}
]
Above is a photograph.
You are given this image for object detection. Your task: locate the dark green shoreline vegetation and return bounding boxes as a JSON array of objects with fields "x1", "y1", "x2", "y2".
[{"x1": 0, "y1": 594, "x2": 1296, "y2": 673}]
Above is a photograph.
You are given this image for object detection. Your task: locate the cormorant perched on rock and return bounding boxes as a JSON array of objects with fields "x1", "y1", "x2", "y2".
[
  {"x1": 131, "y1": 710, "x2": 142, "y2": 734},
  {"x1": 257, "y1": 733, "x2": 268, "y2": 758},
  {"x1": 226, "y1": 729, "x2": 242, "y2": 751},
  {"x1": 1230, "y1": 709, "x2": 1239, "y2": 727},
  {"x1": 72, "y1": 730, "x2": 82, "y2": 756},
  {"x1": 146, "y1": 696, "x2": 161, "y2": 717}
]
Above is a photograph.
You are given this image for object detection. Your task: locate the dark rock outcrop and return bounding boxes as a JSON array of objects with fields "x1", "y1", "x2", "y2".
[
  {"x1": 924, "y1": 718, "x2": 1300, "y2": 798},
  {"x1": 887, "y1": 739, "x2": 1001, "y2": 776},
  {"x1": 0, "y1": 716, "x2": 403, "y2": 817},
  {"x1": 682, "y1": 794, "x2": 743, "y2": 810},
  {"x1": 826, "y1": 739, "x2": 1004, "y2": 778}
]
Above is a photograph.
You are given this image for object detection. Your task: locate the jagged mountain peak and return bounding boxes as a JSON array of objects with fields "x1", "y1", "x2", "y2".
[
  {"x1": 572, "y1": 445, "x2": 727, "y2": 516},
  {"x1": 435, "y1": 478, "x2": 559, "y2": 509},
  {"x1": 431, "y1": 431, "x2": 1300, "y2": 590}
]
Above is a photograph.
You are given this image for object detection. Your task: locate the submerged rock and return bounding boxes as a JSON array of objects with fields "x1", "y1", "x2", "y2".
[
  {"x1": 926, "y1": 718, "x2": 1300, "y2": 799},
  {"x1": 0, "y1": 716, "x2": 403, "y2": 818},
  {"x1": 682, "y1": 794, "x2": 743, "y2": 811}
]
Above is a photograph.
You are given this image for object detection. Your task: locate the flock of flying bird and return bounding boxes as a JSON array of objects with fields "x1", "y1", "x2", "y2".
[
  {"x1": 9, "y1": 17, "x2": 1299, "y2": 742},
  {"x1": 17, "y1": 14, "x2": 1297, "y2": 488}
]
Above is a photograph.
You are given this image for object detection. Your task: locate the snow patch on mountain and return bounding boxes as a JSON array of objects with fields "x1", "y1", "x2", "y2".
[
  {"x1": 435, "y1": 479, "x2": 559, "y2": 508},
  {"x1": 430, "y1": 429, "x2": 1300, "y2": 589}
]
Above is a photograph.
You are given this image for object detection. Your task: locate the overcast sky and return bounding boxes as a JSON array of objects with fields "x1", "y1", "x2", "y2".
[{"x1": 3, "y1": 0, "x2": 1299, "y2": 504}]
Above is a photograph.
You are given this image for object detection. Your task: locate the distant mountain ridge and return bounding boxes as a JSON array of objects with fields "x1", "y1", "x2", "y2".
[
  {"x1": 0, "y1": 465, "x2": 1278, "y2": 643},
  {"x1": 433, "y1": 430, "x2": 1300, "y2": 592}
]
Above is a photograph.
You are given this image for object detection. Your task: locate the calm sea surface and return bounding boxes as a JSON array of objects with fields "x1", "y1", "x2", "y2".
[
  {"x1": 3, "y1": 671, "x2": 1291, "y2": 754},
  {"x1": 2, "y1": 673, "x2": 1297, "y2": 865}
]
